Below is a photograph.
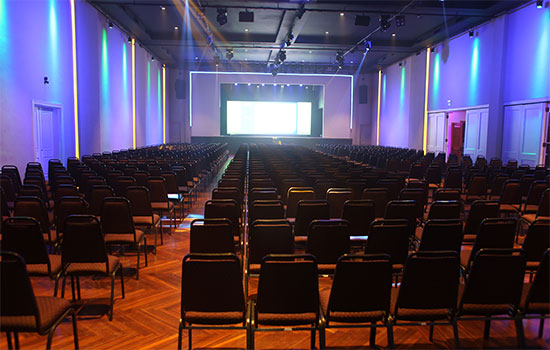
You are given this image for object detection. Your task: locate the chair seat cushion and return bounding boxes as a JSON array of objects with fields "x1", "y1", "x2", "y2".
[
  {"x1": 0, "y1": 296, "x2": 71, "y2": 332},
  {"x1": 65, "y1": 255, "x2": 120, "y2": 275},
  {"x1": 184, "y1": 311, "x2": 244, "y2": 325},
  {"x1": 104, "y1": 229, "x2": 145, "y2": 244},
  {"x1": 320, "y1": 289, "x2": 386, "y2": 323},
  {"x1": 133, "y1": 214, "x2": 160, "y2": 226},
  {"x1": 256, "y1": 312, "x2": 318, "y2": 326},
  {"x1": 462, "y1": 233, "x2": 476, "y2": 242},
  {"x1": 151, "y1": 202, "x2": 174, "y2": 210},
  {"x1": 391, "y1": 287, "x2": 452, "y2": 321},
  {"x1": 523, "y1": 205, "x2": 538, "y2": 214},
  {"x1": 460, "y1": 247, "x2": 473, "y2": 267},
  {"x1": 500, "y1": 204, "x2": 521, "y2": 212},
  {"x1": 27, "y1": 255, "x2": 62, "y2": 276},
  {"x1": 459, "y1": 303, "x2": 512, "y2": 316}
]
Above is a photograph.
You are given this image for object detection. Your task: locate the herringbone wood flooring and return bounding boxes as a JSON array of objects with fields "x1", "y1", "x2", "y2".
[{"x1": 2, "y1": 160, "x2": 549, "y2": 350}]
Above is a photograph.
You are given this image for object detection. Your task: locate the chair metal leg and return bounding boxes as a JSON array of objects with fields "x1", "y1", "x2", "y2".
[
  {"x1": 429, "y1": 323, "x2": 434, "y2": 341},
  {"x1": 47, "y1": 327, "x2": 55, "y2": 350},
  {"x1": 61, "y1": 275, "x2": 67, "y2": 298},
  {"x1": 188, "y1": 329, "x2": 192, "y2": 350},
  {"x1": 539, "y1": 318, "x2": 545, "y2": 338},
  {"x1": 70, "y1": 276, "x2": 76, "y2": 301},
  {"x1": 144, "y1": 237, "x2": 148, "y2": 266},
  {"x1": 6, "y1": 332, "x2": 13, "y2": 350},
  {"x1": 319, "y1": 327, "x2": 326, "y2": 350},
  {"x1": 72, "y1": 310, "x2": 79, "y2": 350},
  {"x1": 387, "y1": 323, "x2": 394, "y2": 349},
  {"x1": 136, "y1": 243, "x2": 141, "y2": 280},
  {"x1": 177, "y1": 321, "x2": 183, "y2": 350},
  {"x1": 453, "y1": 321, "x2": 460, "y2": 348},
  {"x1": 310, "y1": 327, "x2": 316, "y2": 350},
  {"x1": 515, "y1": 316, "x2": 525, "y2": 348},
  {"x1": 13, "y1": 332, "x2": 19, "y2": 350},
  {"x1": 53, "y1": 274, "x2": 60, "y2": 297},
  {"x1": 369, "y1": 322, "x2": 377, "y2": 347},
  {"x1": 483, "y1": 319, "x2": 491, "y2": 339},
  {"x1": 76, "y1": 276, "x2": 81, "y2": 300},
  {"x1": 109, "y1": 274, "x2": 115, "y2": 321},
  {"x1": 120, "y1": 265, "x2": 125, "y2": 298}
]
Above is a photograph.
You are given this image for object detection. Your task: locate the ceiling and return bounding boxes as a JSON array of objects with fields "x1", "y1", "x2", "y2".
[{"x1": 90, "y1": 0, "x2": 527, "y2": 73}]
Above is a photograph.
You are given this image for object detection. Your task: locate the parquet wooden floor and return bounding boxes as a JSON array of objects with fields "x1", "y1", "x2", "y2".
[{"x1": 2, "y1": 159, "x2": 549, "y2": 350}]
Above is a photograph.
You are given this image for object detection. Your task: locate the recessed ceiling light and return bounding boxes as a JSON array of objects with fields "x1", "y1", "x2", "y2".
[
  {"x1": 286, "y1": 84, "x2": 290, "y2": 86},
  {"x1": 245, "y1": 49, "x2": 248, "y2": 52},
  {"x1": 392, "y1": 33, "x2": 396, "y2": 37},
  {"x1": 245, "y1": 58, "x2": 248, "y2": 61},
  {"x1": 273, "y1": 83, "x2": 276, "y2": 86},
  {"x1": 174, "y1": 26, "x2": 179, "y2": 30},
  {"x1": 248, "y1": 83, "x2": 251, "y2": 86},
  {"x1": 302, "y1": 59, "x2": 305, "y2": 62},
  {"x1": 305, "y1": 86, "x2": 309, "y2": 89},
  {"x1": 160, "y1": 6, "x2": 166, "y2": 10},
  {"x1": 244, "y1": 28, "x2": 249, "y2": 32},
  {"x1": 350, "y1": 60, "x2": 354, "y2": 63},
  {"x1": 261, "y1": 83, "x2": 265, "y2": 86},
  {"x1": 325, "y1": 31, "x2": 329, "y2": 34},
  {"x1": 309, "y1": 50, "x2": 312, "y2": 54},
  {"x1": 299, "y1": 84, "x2": 303, "y2": 87},
  {"x1": 256, "y1": 85, "x2": 260, "y2": 88},
  {"x1": 234, "y1": 83, "x2": 238, "y2": 86},
  {"x1": 340, "y1": 12, "x2": 344, "y2": 16}
]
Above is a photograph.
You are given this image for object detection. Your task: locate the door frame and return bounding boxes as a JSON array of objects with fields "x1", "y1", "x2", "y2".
[{"x1": 32, "y1": 100, "x2": 63, "y2": 175}]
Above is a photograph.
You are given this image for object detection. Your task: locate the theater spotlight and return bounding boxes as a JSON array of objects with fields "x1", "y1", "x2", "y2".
[
  {"x1": 271, "y1": 64, "x2": 279, "y2": 76},
  {"x1": 379, "y1": 15, "x2": 391, "y2": 32},
  {"x1": 128, "y1": 36, "x2": 132, "y2": 43},
  {"x1": 285, "y1": 33, "x2": 294, "y2": 47},
  {"x1": 226, "y1": 49, "x2": 234, "y2": 60},
  {"x1": 278, "y1": 50, "x2": 287, "y2": 63},
  {"x1": 536, "y1": 0, "x2": 543, "y2": 8},
  {"x1": 216, "y1": 8, "x2": 228, "y2": 26},
  {"x1": 336, "y1": 51, "x2": 344, "y2": 69},
  {"x1": 364, "y1": 40, "x2": 372, "y2": 54},
  {"x1": 469, "y1": 30, "x2": 474, "y2": 38},
  {"x1": 109, "y1": 22, "x2": 114, "y2": 28}
]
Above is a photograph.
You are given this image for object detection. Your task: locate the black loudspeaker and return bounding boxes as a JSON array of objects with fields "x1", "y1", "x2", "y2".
[
  {"x1": 175, "y1": 79, "x2": 186, "y2": 100},
  {"x1": 359, "y1": 85, "x2": 368, "y2": 104}
]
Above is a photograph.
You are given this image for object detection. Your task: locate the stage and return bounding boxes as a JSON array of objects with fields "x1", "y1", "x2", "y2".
[{"x1": 191, "y1": 136, "x2": 352, "y2": 153}]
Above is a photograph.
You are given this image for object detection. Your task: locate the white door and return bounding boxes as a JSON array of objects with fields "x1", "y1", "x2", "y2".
[
  {"x1": 427, "y1": 112, "x2": 446, "y2": 154},
  {"x1": 502, "y1": 103, "x2": 546, "y2": 167},
  {"x1": 33, "y1": 104, "x2": 61, "y2": 176},
  {"x1": 464, "y1": 108, "x2": 488, "y2": 160}
]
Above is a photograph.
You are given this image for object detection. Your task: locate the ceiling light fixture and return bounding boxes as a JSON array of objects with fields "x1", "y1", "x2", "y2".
[
  {"x1": 379, "y1": 15, "x2": 391, "y2": 32},
  {"x1": 108, "y1": 22, "x2": 114, "y2": 29},
  {"x1": 244, "y1": 28, "x2": 249, "y2": 32},
  {"x1": 364, "y1": 40, "x2": 372, "y2": 54},
  {"x1": 285, "y1": 33, "x2": 294, "y2": 47},
  {"x1": 151, "y1": 57, "x2": 155, "y2": 61},
  {"x1": 340, "y1": 12, "x2": 344, "y2": 16},
  {"x1": 128, "y1": 36, "x2": 132, "y2": 43},
  {"x1": 336, "y1": 51, "x2": 344, "y2": 69},
  {"x1": 469, "y1": 30, "x2": 474, "y2": 37},
  {"x1": 536, "y1": 0, "x2": 543, "y2": 8},
  {"x1": 216, "y1": 8, "x2": 228, "y2": 26},
  {"x1": 213, "y1": 55, "x2": 221, "y2": 66},
  {"x1": 160, "y1": 6, "x2": 166, "y2": 10},
  {"x1": 392, "y1": 33, "x2": 396, "y2": 37},
  {"x1": 325, "y1": 31, "x2": 329, "y2": 35},
  {"x1": 395, "y1": 15, "x2": 405, "y2": 27},
  {"x1": 278, "y1": 50, "x2": 287, "y2": 63}
]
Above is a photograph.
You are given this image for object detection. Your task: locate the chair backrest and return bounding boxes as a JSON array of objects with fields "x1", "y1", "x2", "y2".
[
  {"x1": 1, "y1": 188, "x2": 11, "y2": 218},
  {"x1": 327, "y1": 254, "x2": 392, "y2": 317},
  {"x1": 469, "y1": 218, "x2": 517, "y2": 267},
  {"x1": 212, "y1": 187, "x2": 242, "y2": 209},
  {"x1": 115, "y1": 176, "x2": 137, "y2": 197},
  {"x1": 362, "y1": 188, "x2": 389, "y2": 218},
  {"x1": 181, "y1": 253, "x2": 244, "y2": 316},
  {"x1": 55, "y1": 196, "x2": 88, "y2": 234},
  {"x1": 434, "y1": 188, "x2": 461, "y2": 201},
  {"x1": 160, "y1": 171, "x2": 179, "y2": 193},
  {"x1": 204, "y1": 199, "x2": 241, "y2": 236},
  {"x1": 444, "y1": 168, "x2": 462, "y2": 188},
  {"x1": 306, "y1": 219, "x2": 350, "y2": 264},
  {"x1": 524, "y1": 249, "x2": 550, "y2": 311},
  {"x1": 2, "y1": 217, "x2": 50, "y2": 266},
  {"x1": 101, "y1": 197, "x2": 137, "y2": 239},
  {"x1": 189, "y1": 219, "x2": 235, "y2": 254},
  {"x1": 326, "y1": 188, "x2": 353, "y2": 218},
  {"x1": 467, "y1": 175, "x2": 488, "y2": 197},
  {"x1": 18, "y1": 184, "x2": 47, "y2": 203},
  {"x1": 88, "y1": 184, "x2": 115, "y2": 216},
  {"x1": 396, "y1": 251, "x2": 459, "y2": 313},
  {"x1": 418, "y1": 219, "x2": 463, "y2": 253},
  {"x1": 257, "y1": 254, "x2": 319, "y2": 315},
  {"x1": 62, "y1": 215, "x2": 108, "y2": 265},
  {"x1": 294, "y1": 200, "x2": 330, "y2": 236},
  {"x1": 427, "y1": 200, "x2": 461, "y2": 220},
  {"x1": 132, "y1": 170, "x2": 150, "y2": 187},
  {"x1": 524, "y1": 181, "x2": 548, "y2": 206},
  {"x1": 341, "y1": 199, "x2": 375, "y2": 236},
  {"x1": 249, "y1": 200, "x2": 284, "y2": 223},
  {"x1": 522, "y1": 219, "x2": 550, "y2": 262},
  {"x1": 460, "y1": 249, "x2": 525, "y2": 308},
  {"x1": 399, "y1": 188, "x2": 426, "y2": 219},
  {"x1": 376, "y1": 178, "x2": 402, "y2": 200},
  {"x1": 489, "y1": 174, "x2": 509, "y2": 197},
  {"x1": 463, "y1": 200, "x2": 499, "y2": 235},
  {"x1": 147, "y1": 176, "x2": 169, "y2": 203},
  {"x1": 0, "y1": 175, "x2": 17, "y2": 202},
  {"x1": 280, "y1": 179, "x2": 306, "y2": 203},
  {"x1": 365, "y1": 219, "x2": 410, "y2": 265},
  {"x1": 249, "y1": 188, "x2": 278, "y2": 202},
  {"x1": 2, "y1": 165, "x2": 22, "y2": 192},
  {"x1": 54, "y1": 184, "x2": 79, "y2": 205},
  {"x1": 536, "y1": 189, "x2": 550, "y2": 217},
  {"x1": 14, "y1": 196, "x2": 50, "y2": 233},
  {"x1": 425, "y1": 165, "x2": 442, "y2": 185},
  {"x1": 0, "y1": 252, "x2": 39, "y2": 325},
  {"x1": 499, "y1": 180, "x2": 522, "y2": 205},
  {"x1": 384, "y1": 200, "x2": 417, "y2": 237},
  {"x1": 286, "y1": 187, "x2": 315, "y2": 218},
  {"x1": 126, "y1": 186, "x2": 154, "y2": 216},
  {"x1": 249, "y1": 219, "x2": 294, "y2": 264},
  {"x1": 345, "y1": 179, "x2": 368, "y2": 200}
]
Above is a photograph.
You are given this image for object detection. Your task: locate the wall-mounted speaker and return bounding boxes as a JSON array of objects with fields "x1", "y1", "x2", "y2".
[
  {"x1": 359, "y1": 85, "x2": 368, "y2": 104},
  {"x1": 175, "y1": 79, "x2": 186, "y2": 99}
]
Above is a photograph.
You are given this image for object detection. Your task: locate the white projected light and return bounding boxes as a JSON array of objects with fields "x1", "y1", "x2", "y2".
[{"x1": 227, "y1": 101, "x2": 312, "y2": 135}]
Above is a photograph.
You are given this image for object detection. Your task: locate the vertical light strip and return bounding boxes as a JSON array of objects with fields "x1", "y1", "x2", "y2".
[
  {"x1": 131, "y1": 38, "x2": 136, "y2": 149},
  {"x1": 376, "y1": 70, "x2": 382, "y2": 146},
  {"x1": 162, "y1": 64, "x2": 166, "y2": 144},
  {"x1": 69, "y1": 0, "x2": 79, "y2": 158},
  {"x1": 423, "y1": 48, "x2": 431, "y2": 154}
]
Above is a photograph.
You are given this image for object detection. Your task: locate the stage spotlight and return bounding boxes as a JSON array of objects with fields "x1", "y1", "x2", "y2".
[
  {"x1": 213, "y1": 55, "x2": 221, "y2": 66},
  {"x1": 151, "y1": 57, "x2": 155, "y2": 61},
  {"x1": 271, "y1": 64, "x2": 279, "y2": 76},
  {"x1": 379, "y1": 15, "x2": 391, "y2": 32},
  {"x1": 536, "y1": 0, "x2": 543, "y2": 8},
  {"x1": 354, "y1": 15, "x2": 370, "y2": 26},
  {"x1": 336, "y1": 51, "x2": 344, "y2": 69},
  {"x1": 469, "y1": 30, "x2": 474, "y2": 38},
  {"x1": 109, "y1": 22, "x2": 114, "y2": 29},
  {"x1": 226, "y1": 49, "x2": 234, "y2": 60},
  {"x1": 285, "y1": 33, "x2": 294, "y2": 47},
  {"x1": 364, "y1": 40, "x2": 372, "y2": 53},
  {"x1": 395, "y1": 15, "x2": 405, "y2": 27},
  {"x1": 128, "y1": 36, "x2": 132, "y2": 43},
  {"x1": 239, "y1": 11, "x2": 254, "y2": 22},
  {"x1": 278, "y1": 50, "x2": 287, "y2": 63},
  {"x1": 216, "y1": 8, "x2": 228, "y2": 26}
]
